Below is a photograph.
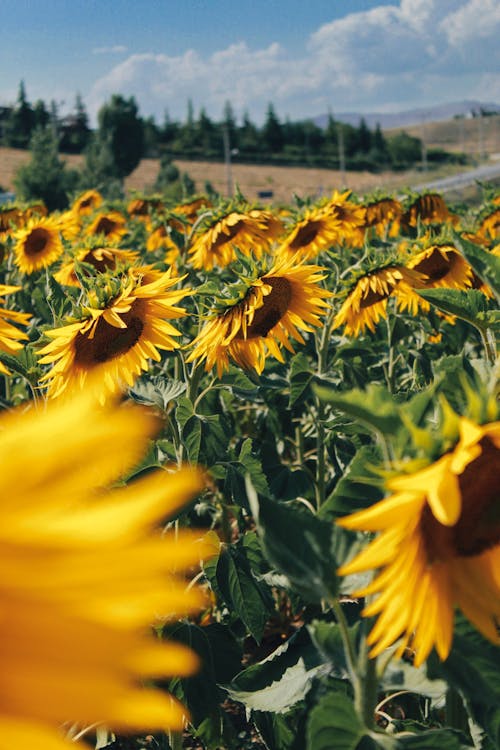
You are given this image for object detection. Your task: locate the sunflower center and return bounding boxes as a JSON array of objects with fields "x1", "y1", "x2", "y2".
[
  {"x1": 93, "y1": 217, "x2": 118, "y2": 236},
  {"x1": 82, "y1": 250, "x2": 116, "y2": 274},
  {"x1": 74, "y1": 300, "x2": 145, "y2": 366},
  {"x1": 211, "y1": 220, "x2": 244, "y2": 251},
  {"x1": 412, "y1": 250, "x2": 455, "y2": 282},
  {"x1": 288, "y1": 222, "x2": 320, "y2": 250},
  {"x1": 421, "y1": 437, "x2": 500, "y2": 560},
  {"x1": 359, "y1": 276, "x2": 396, "y2": 308},
  {"x1": 244, "y1": 277, "x2": 292, "y2": 338},
  {"x1": 25, "y1": 228, "x2": 50, "y2": 256}
]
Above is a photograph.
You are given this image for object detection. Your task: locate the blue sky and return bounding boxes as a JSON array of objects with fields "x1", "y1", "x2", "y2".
[{"x1": 1, "y1": 0, "x2": 499, "y2": 124}]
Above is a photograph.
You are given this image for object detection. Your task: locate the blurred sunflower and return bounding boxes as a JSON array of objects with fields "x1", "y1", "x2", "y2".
[
  {"x1": 477, "y1": 207, "x2": 500, "y2": 244},
  {"x1": 86, "y1": 210, "x2": 127, "y2": 243},
  {"x1": 54, "y1": 246, "x2": 139, "y2": 287},
  {"x1": 401, "y1": 193, "x2": 455, "y2": 231},
  {"x1": 333, "y1": 265, "x2": 423, "y2": 337},
  {"x1": 279, "y1": 206, "x2": 342, "y2": 260},
  {"x1": 0, "y1": 284, "x2": 31, "y2": 374},
  {"x1": 38, "y1": 270, "x2": 189, "y2": 399},
  {"x1": 170, "y1": 196, "x2": 212, "y2": 232},
  {"x1": 13, "y1": 216, "x2": 63, "y2": 274},
  {"x1": 188, "y1": 253, "x2": 331, "y2": 376},
  {"x1": 0, "y1": 381, "x2": 212, "y2": 748},
  {"x1": 0, "y1": 205, "x2": 23, "y2": 233},
  {"x1": 188, "y1": 209, "x2": 277, "y2": 270},
  {"x1": 127, "y1": 196, "x2": 164, "y2": 221},
  {"x1": 71, "y1": 189, "x2": 103, "y2": 216},
  {"x1": 324, "y1": 190, "x2": 367, "y2": 247},
  {"x1": 146, "y1": 224, "x2": 181, "y2": 266},
  {"x1": 363, "y1": 197, "x2": 403, "y2": 238},
  {"x1": 338, "y1": 417, "x2": 500, "y2": 667}
]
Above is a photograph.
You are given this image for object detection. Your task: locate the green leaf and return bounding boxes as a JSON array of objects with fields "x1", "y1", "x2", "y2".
[
  {"x1": 454, "y1": 233, "x2": 500, "y2": 301},
  {"x1": 215, "y1": 545, "x2": 274, "y2": 642},
  {"x1": 0, "y1": 351, "x2": 31, "y2": 379},
  {"x1": 427, "y1": 616, "x2": 500, "y2": 746},
  {"x1": 129, "y1": 375, "x2": 186, "y2": 409},
  {"x1": 289, "y1": 351, "x2": 314, "y2": 407},
  {"x1": 183, "y1": 415, "x2": 202, "y2": 463},
  {"x1": 226, "y1": 627, "x2": 326, "y2": 713},
  {"x1": 394, "y1": 729, "x2": 472, "y2": 749},
  {"x1": 417, "y1": 288, "x2": 490, "y2": 329},
  {"x1": 247, "y1": 481, "x2": 338, "y2": 603},
  {"x1": 319, "y1": 445, "x2": 384, "y2": 520},
  {"x1": 314, "y1": 383, "x2": 402, "y2": 436},
  {"x1": 306, "y1": 690, "x2": 367, "y2": 750}
]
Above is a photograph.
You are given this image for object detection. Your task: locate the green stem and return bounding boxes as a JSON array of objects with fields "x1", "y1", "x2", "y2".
[
  {"x1": 355, "y1": 639, "x2": 378, "y2": 730},
  {"x1": 167, "y1": 729, "x2": 184, "y2": 750},
  {"x1": 314, "y1": 396, "x2": 326, "y2": 509},
  {"x1": 331, "y1": 599, "x2": 359, "y2": 691},
  {"x1": 478, "y1": 326, "x2": 497, "y2": 366}
]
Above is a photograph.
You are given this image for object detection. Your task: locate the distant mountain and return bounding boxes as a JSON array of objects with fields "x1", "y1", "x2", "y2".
[{"x1": 313, "y1": 101, "x2": 500, "y2": 130}]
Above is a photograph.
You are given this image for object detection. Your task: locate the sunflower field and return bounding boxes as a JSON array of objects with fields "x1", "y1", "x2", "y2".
[{"x1": 0, "y1": 183, "x2": 499, "y2": 750}]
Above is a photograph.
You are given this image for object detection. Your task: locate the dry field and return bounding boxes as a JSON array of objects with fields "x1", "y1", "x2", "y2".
[
  {"x1": 1, "y1": 120, "x2": 496, "y2": 205},
  {"x1": 386, "y1": 113, "x2": 500, "y2": 158}
]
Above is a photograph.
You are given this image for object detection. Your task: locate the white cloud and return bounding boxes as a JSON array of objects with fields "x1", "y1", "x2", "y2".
[{"x1": 86, "y1": 1, "x2": 500, "y2": 123}]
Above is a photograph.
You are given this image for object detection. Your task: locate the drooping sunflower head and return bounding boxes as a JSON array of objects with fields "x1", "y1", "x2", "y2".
[
  {"x1": 127, "y1": 195, "x2": 164, "y2": 221},
  {"x1": 0, "y1": 204, "x2": 23, "y2": 233},
  {"x1": 85, "y1": 210, "x2": 128, "y2": 243},
  {"x1": 71, "y1": 189, "x2": 103, "y2": 216},
  {"x1": 406, "y1": 243, "x2": 473, "y2": 291},
  {"x1": 476, "y1": 206, "x2": 500, "y2": 244},
  {"x1": 363, "y1": 196, "x2": 403, "y2": 238},
  {"x1": 333, "y1": 263, "x2": 425, "y2": 336},
  {"x1": 401, "y1": 192, "x2": 456, "y2": 232},
  {"x1": 38, "y1": 269, "x2": 190, "y2": 399},
  {"x1": 187, "y1": 252, "x2": 332, "y2": 376},
  {"x1": 12, "y1": 215, "x2": 64, "y2": 274},
  {"x1": 146, "y1": 219, "x2": 181, "y2": 265},
  {"x1": 188, "y1": 205, "x2": 277, "y2": 270}
]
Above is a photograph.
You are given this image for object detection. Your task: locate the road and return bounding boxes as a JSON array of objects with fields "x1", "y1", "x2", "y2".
[{"x1": 412, "y1": 160, "x2": 500, "y2": 194}]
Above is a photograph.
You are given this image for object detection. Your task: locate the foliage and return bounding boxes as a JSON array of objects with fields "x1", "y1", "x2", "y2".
[{"x1": 13, "y1": 126, "x2": 79, "y2": 210}]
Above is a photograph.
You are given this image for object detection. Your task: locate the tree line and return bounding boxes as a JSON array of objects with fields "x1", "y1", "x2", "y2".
[{"x1": 2, "y1": 82, "x2": 466, "y2": 210}]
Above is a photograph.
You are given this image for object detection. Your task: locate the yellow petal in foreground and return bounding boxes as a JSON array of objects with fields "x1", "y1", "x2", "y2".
[
  {"x1": 0, "y1": 385, "x2": 211, "y2": 745},
  {"x1": 337, "y1": 418, "x2": 500, "y2": 666}
]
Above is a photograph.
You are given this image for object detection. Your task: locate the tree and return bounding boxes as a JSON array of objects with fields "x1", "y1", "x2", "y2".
[
  {"x1": 97, "y1": 95, "x2": 144, "y2": 178},
  {"x1": 78, "y1": 132, "x2": 123, "y2": 199},
  {"x1": 386, "y1": 131, "x2": 422, "y2": 168},
  {"x1": 154, "y1": 153, "x2": 180, "y2": 192},
  {"x1": 356, "y1": 117, "x2": 372, "y2": 153},
  {"x1": 3, "y1": 81, "x2": 36, "y2": 148},
  {"x1": 262, "y1": 103, "x2": 284, "y2": 153},
  {"x1": 14, "y1": 127, "x2": 79, "y2": 210},
  {"x1": 59, "y1": 94, "x2": 91, "y2": 153},
  {"x1": 33, "y1": 100, "x2": 50, "y2": 130}
]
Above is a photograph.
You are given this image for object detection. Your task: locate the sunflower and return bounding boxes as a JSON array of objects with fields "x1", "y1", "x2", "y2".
[
  {"x1": 170, "y1": 196, "x2": 212, "y2": 231},
  {"x1": 71, "y1": 189, "x2": 103, "y2": 216},
  {"x1": 324, "y1": 190, "x2": 367, "y2": 248},
  {"x1": 0, "y1": 380, "x2": 212, "y2": 749},
  {"x1": 187, "y1": 253, "x2": 331, "y2": 376},
  {"x1": 146, "y1": 224, "x2": 181, "y2": 265},
  {"x1": 477, "y1": 207, "x2": 500, "y2": 244},
  {"x1": 38, "y1": 270, "x2": 189, "y2": 399},
  {"x1": 337, "y1": 417, "x2": 500, "y2": 667},
  {"x1": 333, "y1": 266, "x2": 424, "y2": 337},
  {"x1": 401, "y1": 193, "x2": 455, "y2": 231},
  {"x1": 86, "y1": 210, "x2": 127, "y2": 243},
  {"x1": 13, "y1": 216, "x2": 64, "y2": 274},
  {"x1": 363, "y1": 198, "x2": 403, "y2": 238},
  {"x1": 406, "y1": 244, "x2": 473, "y2": 290},
  {"x1": 0, "y1": 205, "x2": 23, "y2": 233},
  {"x1": 127, "y1": 196, "x2": 164, "y2": 221},
  {"x1": 279, "y1": 206, "x2": 342, "y2": 260},
  {"x1": 0, "y1": 285, "x2": 31, "y2": 374},
  {"x1": 54, "y1": 246, "x2": 140, "y2": 287},
  {"x1": 188, "y1": 210, "x2": 278, "y2": 270}
]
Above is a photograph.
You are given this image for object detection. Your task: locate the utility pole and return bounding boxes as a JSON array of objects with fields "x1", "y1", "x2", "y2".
[{"x1": 420, "y1": 117, "x2": 427, "y2": 172}]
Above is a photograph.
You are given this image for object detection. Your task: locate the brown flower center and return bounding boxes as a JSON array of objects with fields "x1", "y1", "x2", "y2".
[
  {"x1": 288, "y1": 221, "x2": 321, "y2": 250},
  {"x1": 25, "y1": 228, "x2": 50, "y2": 256},
  {"x1": 412, "y1": 249, "x2": 457, "y2": 282},
  {"x1": 82, "y1": 250, "x2": 116, "y2": 274},
  {"x1": 211, "y1": 220, "x2": 244, "y2": 251},
  {"x1": 74, "y1": 300, "x2": 145, "y2": 366},
  {"x1": 93, "y1": 217, "x2": 119, "y2": 236},
  {"x1": 420, "y1": 437, "x2": 500, "y2": 561},
  {"x1": 359, "y1": 276, "x2": 396, "y2": 308},
  {"x1": 239, "y1": 277, "x2": 292, "y2": 339}
]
